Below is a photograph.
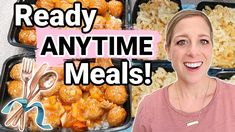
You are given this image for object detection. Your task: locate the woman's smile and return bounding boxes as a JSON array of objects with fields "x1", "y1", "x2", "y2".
[{"x1": 183, "y1": 61, "x2": 203, "y2": 72}]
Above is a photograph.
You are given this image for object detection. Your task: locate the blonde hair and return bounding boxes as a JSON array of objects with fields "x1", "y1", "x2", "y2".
[{"x1": 165, "y1": 10, "x2": 213, "y2": 47}]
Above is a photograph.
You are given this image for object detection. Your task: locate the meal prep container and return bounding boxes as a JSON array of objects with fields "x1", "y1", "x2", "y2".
[
  {"x1": 8, "y1": 0, "x2": 36, "y2": 50},
  {"x1": 132, "y1": 59, "x2": 174, "y2": 72},
  {"x1": 196, "y1": 1, "x2": 235, "y2": 70},
  {"x1": 131, "y1": 0, "x2": 182, "y2": 25},
  {"x1": 215, "y1": 71, "x2": 235, "y2": 80},
  {"x1": 8, "y1": 0, "x2": 131, "y2": 50},
  {"x1": 197, "y1": 1, "x2": 235, "y2": 10},
  {"x1": 0, "y1": 53, "x2": 34, "y2": 132},
  {"x1": 0, "y1": 55, "x2": 132, "y2": 132}
]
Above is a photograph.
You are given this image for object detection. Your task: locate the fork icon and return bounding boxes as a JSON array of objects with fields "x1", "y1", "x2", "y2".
[
  {"x1": 19, "y1": 58, "x2": 34, "y2": 131},
  {"x1": 11, "y1": 58, "x2": 34, "y2": 131}
]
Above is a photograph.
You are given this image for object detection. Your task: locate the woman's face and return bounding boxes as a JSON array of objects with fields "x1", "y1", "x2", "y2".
[{"x1": 166, "y1": 16, "x2": 213, "y2": 83}]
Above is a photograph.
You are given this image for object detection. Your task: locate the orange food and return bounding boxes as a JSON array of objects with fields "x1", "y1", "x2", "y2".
[
  {"x1": 19, "y1": 29, "x2": 36, "y2": 46},
  {"x1": 43, "y1": 98, "x2": 65, "y2": 127},
  {"x1": 93, "y1": 15, "x2": 106, "y2": 29},
  {"x1": 62, "y1": 111, "x2": 87, "y2": 131},
  {"x1": 84, "y1": 97, "x2": 104, "y2": 120},
  {"x1": 10, "y1": 63, "x2": 22, "y2": 80},
  {"x1": 79, "y1": 84, "x2": 93, "y2": 92},
  {"x1": 55, "y1": 0, "x2": 73, "y2": 11},
  {"x1": 41, "y1": 96, "x2": 65, "y2": 115},
  {"x1": 36, "y1": 0, "x2": 55, "y2": 10},
  {"x1": 95, "y1": 58, "x2": 113, "y2": 68},
  {"x1": 59, "y1": 85, "x2": 82, "y2": 104},
  {"x1": 61, "y1": 112, "x2": 76, "y2": 127},
  {"x1": 89, "y1": 0, "x2": 108, "y2": 15},
  {"x1": 77, "y1": 0, "x2": 90, "y2": 8},
  {"x1": 7, "y1": 80, "x2": 23, "y2": 98},
  {"x1": 89, "y1": 86, "x2": 104, "y2": 101},
  {"x1": 8, "y1": 58, "x2": 128, "y2": 131},
  {"x1": 108, "y1": 0, "x2": 123, "y2": 18},
  {"x1": 66, "y1": 0, "x2": 77, "y2": 4},
  {"x1": 107, "y1": 105, "x2": 127, "y2": 126},
  {"x1": 105, "y1": 85, "x2": 128, "y2": 105},
  {"x1": 22, "y1": 24, "x2": 35, "y2": 30}
]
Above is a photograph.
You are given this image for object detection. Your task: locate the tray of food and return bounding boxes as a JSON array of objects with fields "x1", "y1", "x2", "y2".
[
  {"x1": 196, "y1": 1, "x2": 235, "y2": 69},
  {"x1": 0, "y1": 55, "x2": 132, "y2": 131},
  {"x1": 8, "y1": 0, "x2": 130, "y2": 50},
  {"x1": 131, "y1": 0, "x2": 182, "y2": 59},
  {"x1": 215, "y1": 71, "x2": 235, "y2": 85}
]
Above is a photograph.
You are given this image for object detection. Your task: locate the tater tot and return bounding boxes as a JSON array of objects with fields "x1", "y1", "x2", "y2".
[
  {"x1": 7, "y1": 80, "x2": 23, "y2": 98},
  {"x1": 108, "y1": 0, "x2": 123, "y2": 18},
  {"x1": 107, "y1": 105, "x2": 126, "y2": 127},
  {"x1": 59, "y1": 85, "x2": 82, "y2": 104},
  {"x1": 19, "y1": 29, "x2": 37, "y2": 46},
  {"x1": 89, "y1": 0, "x2": 108, "y2": 16},
  {"x1": 84, "y1": 97, "x2": 104, "y2": 120},
  {"x1": 10, "y1": 63, "x2": 22, "y2": 80},
  {"x1": 89, "y1": 86, "x2": 104, "y2": 101},
  {"x1": 105, "y1": 85, "x2": 128, "y2": 105}
]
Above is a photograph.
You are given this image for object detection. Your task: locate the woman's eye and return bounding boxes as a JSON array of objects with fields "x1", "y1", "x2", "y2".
[
  {"x1": 176, "y1": 40, "x2": 187, "y2": 46},
  {"x1": 200, "y1": 39, "x2": 209, "y2": 45}
]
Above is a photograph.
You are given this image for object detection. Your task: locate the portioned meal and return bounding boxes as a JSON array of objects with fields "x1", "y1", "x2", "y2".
[
  {"x1": 19, "y1": 0, "x2": 124, "y2": 46},
  {"x1": 202, "y1": 5, "x2": 235, "y2": 68},
  {"x1": 134, "y1": 0, "x2": 180, "y2": 59},
  {"x1": 7, "y1": 58, "x2": 128, "y2": 131}
]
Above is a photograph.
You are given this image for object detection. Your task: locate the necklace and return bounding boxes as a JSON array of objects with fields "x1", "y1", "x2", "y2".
[{"x1": 176, "y1": 79, "x2": 210, "y2": 127}]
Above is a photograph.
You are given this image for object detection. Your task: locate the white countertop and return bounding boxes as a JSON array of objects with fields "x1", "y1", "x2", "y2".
[{"x1": 0, "y1": 0, "x2": 26, "y2": 75}]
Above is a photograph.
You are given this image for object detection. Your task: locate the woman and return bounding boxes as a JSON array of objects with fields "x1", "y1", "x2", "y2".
[{"x1": 133, "y1": 10, "x2": 235, "y2": 132}]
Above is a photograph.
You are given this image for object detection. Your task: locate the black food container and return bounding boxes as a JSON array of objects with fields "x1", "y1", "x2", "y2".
[
  {"x1": 131, "y1": 0, "x2": 182, "y2": 25},
  {"x1": 8, "y1": 0, "x2": 131, "y2": 50},
  {"x1": 0, "y1": 55, "x2": 132, "y2": 131},
  {"x1": 0, "y1": 53, "x2": 35, "y2": 132},
  {"x1": 216, "y1": 71, "x2": 235, "y2": 80},
  {"x1": 197, "y1": 1, "x2": 235, "y2": 10},
  {"x1": 132, "y1": 59, "x2": 174, "y2": 72}
]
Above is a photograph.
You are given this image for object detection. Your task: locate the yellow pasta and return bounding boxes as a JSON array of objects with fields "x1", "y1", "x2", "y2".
[
  {"x1": 203, "y1": 5, "x2": 235, "y2": 68},
  {"x1": 134, "y1": 0, "x2": 179, "y2": 59}
]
